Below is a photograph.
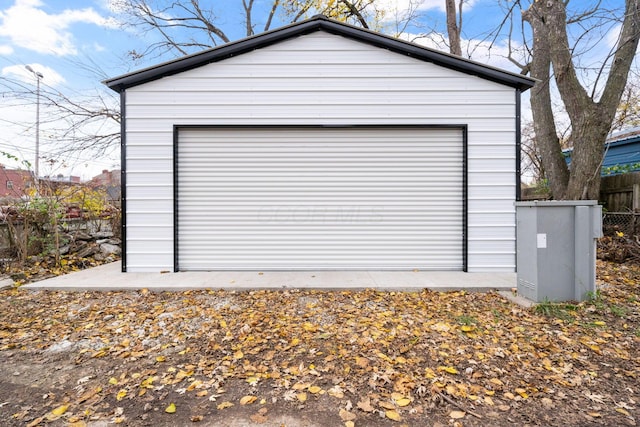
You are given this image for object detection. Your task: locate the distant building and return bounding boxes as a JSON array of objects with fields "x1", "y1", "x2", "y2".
[
  {"x1": 42, "y1": 174, "x2": 82, "y2": 184},
  {"x1": 90, "y1": 169, "x2": 121, "y2": 206},
  {"x1": 0, "y1": 165, "x2": 34, "y2": 198},
  {"x1": 564, "y1": 127, "x2": 640, "y2": 176},
  {"x1": 91, "y1": 169, "x2": 121, "y2": 187}
]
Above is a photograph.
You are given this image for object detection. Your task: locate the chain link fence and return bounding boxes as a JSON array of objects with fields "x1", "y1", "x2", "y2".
[{"x1": 603, "y1": 212, "x2": 640, "y2": 236}]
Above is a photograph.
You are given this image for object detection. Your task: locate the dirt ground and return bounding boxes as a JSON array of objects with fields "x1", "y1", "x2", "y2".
[{"x1": 0, "y1": 260, "x2": 639, "y2": 426}]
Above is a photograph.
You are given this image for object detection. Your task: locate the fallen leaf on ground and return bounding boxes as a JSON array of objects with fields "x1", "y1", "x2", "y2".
[
  {"x1": 240, "y1": 395, "x2": 257, "y2": 405},
  {"x1": 339, "y1": 409, "x2": 357, "y2": 421},
  {"x1": 217, "y1": 402, "x2": 234, "y2": 410},
  {"x1": 450, "y1": 410, "x2": 465, "y2": 419},
  {"x1": 385, "y1": 410, "x2": 402, "y2": 421}
]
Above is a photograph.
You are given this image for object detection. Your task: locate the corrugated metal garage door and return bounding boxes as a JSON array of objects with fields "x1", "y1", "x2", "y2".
[{"x1": 177, "y1": 126, "x2": 464, "y2": 270}]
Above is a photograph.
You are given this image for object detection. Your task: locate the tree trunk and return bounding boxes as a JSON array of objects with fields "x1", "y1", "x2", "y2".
[
  {"x1": 522, "y1": 6, "x2": 569, "y2": 199},
  {"x1": 523, "y1": 0, "x2": 640, "y2": 200},
  {"x1": 445, "y1": 0, "x2": 462, "y2": 55}
]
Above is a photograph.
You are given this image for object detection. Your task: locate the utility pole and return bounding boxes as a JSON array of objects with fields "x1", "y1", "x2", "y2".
[{"x1": 25, "y1": 65, "x2": 44, "y2": 178}]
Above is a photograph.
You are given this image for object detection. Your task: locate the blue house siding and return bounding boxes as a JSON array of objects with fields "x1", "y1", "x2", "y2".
[{"x1": 564, "y1": 129, "x2": 640, "y2": 176}]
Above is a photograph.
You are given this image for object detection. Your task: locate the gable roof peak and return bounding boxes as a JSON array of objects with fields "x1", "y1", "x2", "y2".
[{"x1": 104, "y1": 15, "x2": 535, "y2": 92}]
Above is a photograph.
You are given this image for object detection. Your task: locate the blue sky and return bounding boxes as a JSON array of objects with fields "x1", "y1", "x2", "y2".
[{"x1": 0, "y1": 0, "x2": 630, "y2": 179}]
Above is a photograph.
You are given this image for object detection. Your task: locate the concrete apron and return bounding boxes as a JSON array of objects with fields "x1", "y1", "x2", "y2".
[{"x1": 23, "y1": 262, "x2": 516, "y2": 293}]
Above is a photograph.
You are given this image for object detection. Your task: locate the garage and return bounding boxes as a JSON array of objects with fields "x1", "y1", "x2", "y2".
[
  {"x1": 177, "y1": 126, "x2": 464, "y2": 270},
  {"x1": 105, "y1": 15, "x2": 534, "y2": 274}
]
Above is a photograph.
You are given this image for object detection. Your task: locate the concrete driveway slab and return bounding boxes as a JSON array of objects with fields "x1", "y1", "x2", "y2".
[{"x1": 23, "y1": 262, "x2": 516, "y2": 292}]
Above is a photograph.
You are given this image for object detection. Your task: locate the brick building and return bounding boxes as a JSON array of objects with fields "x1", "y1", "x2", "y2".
[{"x1": 0, "y1": 166, "x2": 34, "y2": 198}]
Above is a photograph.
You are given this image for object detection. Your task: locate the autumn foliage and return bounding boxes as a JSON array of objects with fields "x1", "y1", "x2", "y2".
[{"x1": 0, "y1": 261, "x2": 638, "y2": 426}]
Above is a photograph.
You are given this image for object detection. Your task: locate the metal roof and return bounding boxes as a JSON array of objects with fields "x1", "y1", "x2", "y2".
[{"x1": 104, "y1": 15, "x2": 535, "y2": 92}]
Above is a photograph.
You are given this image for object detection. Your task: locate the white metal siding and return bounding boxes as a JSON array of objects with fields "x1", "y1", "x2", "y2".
[
  {"x1": 124, "y1": 31, "x2": 517, "y2": 272},
  {"x1": 177, "y1": 127, "x2": 463, "y2": 270}
]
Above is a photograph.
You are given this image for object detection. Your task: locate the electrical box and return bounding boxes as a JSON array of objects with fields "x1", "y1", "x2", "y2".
[{"x1": 515, "y1": 200, "x2": 602, "y2": 302}]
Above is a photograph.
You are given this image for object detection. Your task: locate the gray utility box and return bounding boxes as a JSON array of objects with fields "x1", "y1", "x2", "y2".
[{"x1": 515, "y1": 200, "x2": 603, "y2": 302}]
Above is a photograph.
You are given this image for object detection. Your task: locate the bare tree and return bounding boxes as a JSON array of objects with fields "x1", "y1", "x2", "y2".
[
  {"x1": 445, "y1": 0, "x2": 462, "y2": 55},
  {"x1": 113, "y1": 0, "x2": 382, "y2": 61},
  {"x1": 612, "y1": 74, "x2": 640, "y2": 132},
  {"x1": 524, "y1": 0, "x2": 640, "y2": 200},
  {"x1": 481, "y1": 1, "x2": 639, "y2": 200},
  {"x1": 0, "y1": 73, "x2": 120, "y2": 165},
  {"x1": 520, "y1": 120, "x2": 545, "y2": 184}
]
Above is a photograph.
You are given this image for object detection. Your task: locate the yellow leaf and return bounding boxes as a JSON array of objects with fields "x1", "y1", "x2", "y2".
[
  {"x1": 616, "y1": 408, "x2": 631, "y2": 417},
  {"x1": 240, "y1": 396, "x2": 257, "y2": 405},
  {"x1": 593, "y1": 321, "x2": 606, "y2": 326},
  {"x1": 220, "y1": 320, "x2": 227, "y2": 328},
  {"x1": 217, "y1": 401, "x2": 234, "y2": 410},
  {"x1": 438, "y1": 366, "x2": 459, "y2": 375},
  {"x1": 293, "y1": 382, "x2": 310, "y2": 391},
  {"x1": 233, "y1": 350, "x2": 244, "y2": 359},
  {"x1": 187, "y1": 380, "x2": 203, "y2": 392},
  {"x1": 345, "y1": 422, "x2": 355, "y2": 427},
  {"x1": 176, "y1": 370, "x2": 194, "y2": 380},
  {"x1": 450, "y1": 410, "x2": 466, "y2": 419},
  {"x1": 141, "y1": 376, "x2": 156, "y2": 389},
  {"x1": 51, "y1": 405, "x2": 68, "y2": 416},
  {"x1": 379, "y1": 401, "x2": 396, "y2": 410},
  {"x1": 490, "y1": 378, "x2": 503, "y2": 386},
  {"x1": 484, "y1": 396, "x2": 494, "y2": 406},
  {"x1": 377, "y1": 352, "x2": 392, "y2": 362},
  {"x1": 515, "y1": 388, "x2": 529, "y2": 399},
  {"x1": 156, "y1": 356, "x2": 166, "y2": 362},
  {"x1": 116, "y1": 389, "x2": 127, "y2": 401},
  {"x1": 303, "y1": 322, "x2": 317, "y2": 332},
  {"x1": 165, "y1": 403, "x2": 176, "y2": 413},
  {"x1": 297, "y1": 392, "x2": 308, "y2": 403},
  {"x1": 308, "y1": 386, "x2": 323, "y2": 394},
  {"x1": 108, "y1": 377, "x2": 118, "y2": 385},
  {"x1": 385, "y1": 410, "x2": 402, "y2": 421},
  {"x1": 460, "y1": 325, "x2": 475, "y2": 332},
  {"x1": 391, "y1": 392, "x2": 404, "y2": 401},
  {"x1": 246, "y1": 376, "x2": 259, "y2": 385},
  {"x1": 395, "y1": 398, "x2": 411, "y2": 407}
]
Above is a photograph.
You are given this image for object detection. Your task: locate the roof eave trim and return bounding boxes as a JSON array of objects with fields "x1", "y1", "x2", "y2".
[{"x1": 104, "y1": 16, "x2": 535, "y2": 92}]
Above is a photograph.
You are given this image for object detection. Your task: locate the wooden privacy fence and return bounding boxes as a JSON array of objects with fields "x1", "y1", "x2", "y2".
[{"x1": 600, "y1": 171, "x2": 640, "y2": 213}]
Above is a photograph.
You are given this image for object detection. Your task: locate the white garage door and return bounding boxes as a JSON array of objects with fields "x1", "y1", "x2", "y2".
[{"x1": 177, "y1": 126, "x2": 464, "y2": 270}]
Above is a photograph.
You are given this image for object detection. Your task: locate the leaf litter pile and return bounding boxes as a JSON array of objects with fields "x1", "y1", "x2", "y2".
[{"x1": 0, "y1": 261, "x2": 639, "y2": 426}]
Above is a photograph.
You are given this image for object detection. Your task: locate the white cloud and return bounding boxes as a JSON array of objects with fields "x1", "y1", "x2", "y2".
[
  {"x1": 0, "y1": 44, "x2": 12, "y2": 54},
  {"x1": 2, "y1": 63, "x2": 66, "y2": 87},
  {"x1": 605, "y1": 23, "x2": 622, "y2": 50},
  {"x1": 377, "y1": 0, "x2": 479, "y2": 14},
  {"x1": 399, "y1": 30, "x2": 526, "y2": 74},
  {"x1": 0, "y1": 0, "x2": 118, "y2": 56}
]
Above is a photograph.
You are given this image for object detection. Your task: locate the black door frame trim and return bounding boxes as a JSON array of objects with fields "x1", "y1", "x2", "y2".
[
  {"x1": 173, "y1": 124, "x2": 469, "y2": 272},
  {"x1": 120, "y1": 91, "x2": 127, "y2": 272}
]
